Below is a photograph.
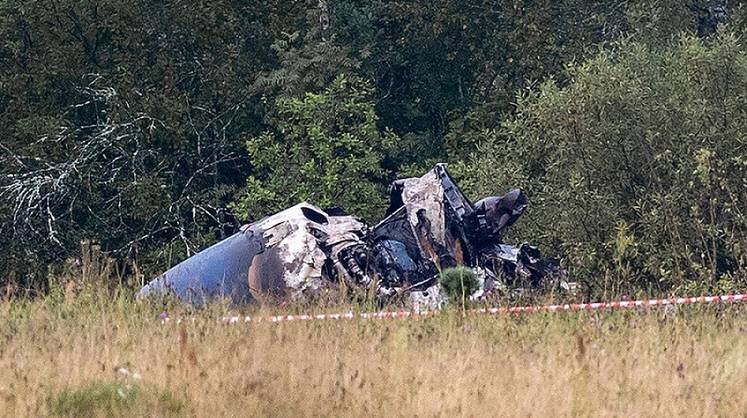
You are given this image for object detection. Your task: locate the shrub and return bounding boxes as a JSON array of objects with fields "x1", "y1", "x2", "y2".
[
  {"x1": 440, "y1": 266, "x2": 479, "y2": 302},
  {"x1": 232, "y1": 75, "x2": 394, "y2": 222},
  {"x1": 468, "y1": 32, "x2": 747, "y2": 296}
]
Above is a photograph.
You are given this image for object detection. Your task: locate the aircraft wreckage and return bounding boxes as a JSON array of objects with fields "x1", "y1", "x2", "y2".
[{"x1": 139, "y1": 164, "x2": 572, "y2": 307}]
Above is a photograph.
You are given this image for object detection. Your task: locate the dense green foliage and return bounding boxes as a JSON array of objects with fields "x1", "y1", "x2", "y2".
[
  {"x1": 232, "y1": 75, "x2": 393, "y2": 222},
  {"x1": 439, "y1": 266, "x2": 479, "y2": 302},
  {"x1": 0, "y1": 0, "x2": 280, "y2": 284},
  {"x1": 472, "y1": 33, "x2": 747, "y2": 295},
  {"x1": 1, "y1": 0, "x2": 745, "y2": 295}
]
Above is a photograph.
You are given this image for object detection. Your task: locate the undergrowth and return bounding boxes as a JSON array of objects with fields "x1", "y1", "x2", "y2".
[{"x1": 2, "y1": 284, "x2": 747, "y2": 416}]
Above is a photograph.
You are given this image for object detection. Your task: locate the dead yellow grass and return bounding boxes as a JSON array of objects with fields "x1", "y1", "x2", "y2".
[{"x1": 1, "y1": 288, "x2": 747, "y2": 417}]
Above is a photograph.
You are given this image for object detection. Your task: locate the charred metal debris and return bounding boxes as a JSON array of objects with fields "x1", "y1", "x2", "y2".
[{"x1": 139, "y1": 164, "x2": 573, "y2": 307}]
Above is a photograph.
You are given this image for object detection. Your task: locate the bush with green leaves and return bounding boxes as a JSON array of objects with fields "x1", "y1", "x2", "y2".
[
  {"x1": 469, "y1": 32, "x2": 747, "y2": 296},
  {"x1": 232, "y1": 75, "x2": 395, "y2": 222},
  {"x1": 439, "y1": 266, "x2": 479, "y2": 302}
]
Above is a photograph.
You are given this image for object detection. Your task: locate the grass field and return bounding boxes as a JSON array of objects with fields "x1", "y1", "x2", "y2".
[{"x1": 2, "y1": 286, "x2": 747, "y2": 417}]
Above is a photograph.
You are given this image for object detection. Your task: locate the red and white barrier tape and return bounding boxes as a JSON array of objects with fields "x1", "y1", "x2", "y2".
[{"x1": 192, "y1": 293, "x2": 747, "y2": 325}]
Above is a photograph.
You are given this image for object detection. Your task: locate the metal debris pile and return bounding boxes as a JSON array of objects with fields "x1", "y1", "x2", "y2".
[{"x1": 139, "y1": 164, "x2": 572, "y2": 307}]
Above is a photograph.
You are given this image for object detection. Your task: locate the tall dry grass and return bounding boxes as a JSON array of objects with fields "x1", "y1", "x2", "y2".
[{"x1": 1, "y1": 284, "x2": 747, "y2": 417}]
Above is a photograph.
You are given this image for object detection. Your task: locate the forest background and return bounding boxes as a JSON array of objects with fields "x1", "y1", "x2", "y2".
[{"x1": 1, "y1": 0, "x2": 745, "y2": 298}]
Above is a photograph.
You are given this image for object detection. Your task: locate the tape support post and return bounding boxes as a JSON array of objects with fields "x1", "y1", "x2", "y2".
[{"x1": 197, "y1": 294, "x2": 747, "y2": 325}]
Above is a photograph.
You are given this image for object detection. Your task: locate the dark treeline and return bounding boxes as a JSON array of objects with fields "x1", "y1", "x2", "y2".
[{"x1": 1, "y1": 0, "x2": 745, "y2": 297}]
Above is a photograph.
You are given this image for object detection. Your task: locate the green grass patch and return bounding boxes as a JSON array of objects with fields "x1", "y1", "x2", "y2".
[{"x1": 47, "y1": 381, "x2": 185, "y2": 417}]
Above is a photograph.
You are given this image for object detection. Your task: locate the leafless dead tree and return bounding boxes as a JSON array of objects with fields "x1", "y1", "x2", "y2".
[{"x1": 1, "y1": 73, "x2": 244, "y2": 275}]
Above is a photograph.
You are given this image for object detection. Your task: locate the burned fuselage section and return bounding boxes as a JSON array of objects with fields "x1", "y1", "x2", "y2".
[
  {"x1": 139, "y1": 203, "x2": 368, "y2": 305},
  {"x1": 138, "y1": 164, "x2": 567, "y2": 305}
]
